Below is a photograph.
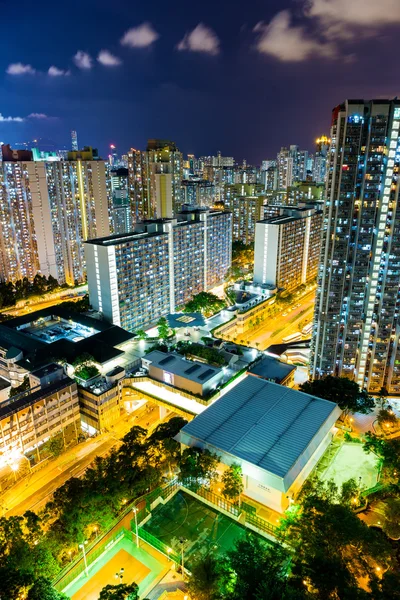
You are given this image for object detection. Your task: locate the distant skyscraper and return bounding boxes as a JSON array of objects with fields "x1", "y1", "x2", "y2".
[
  {"x1": 0, "y1": 145, "x2": 110, "y2": 284},
  {"x1": 313, "y1": 136, "x2": 330, "y2": 184},
  {"x1": 110, "y1": 167, "x2": 132, "y2": 234},
  {"x1": 128, "y1": 139, "x2": 183, "y2": 221},
  {"x1": 223, "y1": 184, "x2": 266, "y2": 244},
  {"x1": 71, "y1": 130, "x2": 78, "y2": 151},
  {"x1": 85, "y1": 208, "x2": 232, "y2": 332},
  {"x1": 277, "y1": 146, "x2": 309, "y2": 189},
  {"x1": 311, "y1": 99, "x2": 400, "y2": 393}
]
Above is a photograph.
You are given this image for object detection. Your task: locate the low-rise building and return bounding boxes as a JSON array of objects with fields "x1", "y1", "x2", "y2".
[
  {"x1": 0, "y1": 371, "x2": 80, "y2": 468},
  {"x1": 176, "y1": 376, "x2": 341, "y2": 513},
  {"x1": 142, "y1": 350, "x2": 224, "y2": 397},
  {"x1": 248, "y1": 356, "x2": 296, "y2": 386}
]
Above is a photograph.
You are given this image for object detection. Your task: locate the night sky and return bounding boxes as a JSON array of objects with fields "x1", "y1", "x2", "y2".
[{"x1": 1, "y1": 0, "x2": 399, "y2": 163}]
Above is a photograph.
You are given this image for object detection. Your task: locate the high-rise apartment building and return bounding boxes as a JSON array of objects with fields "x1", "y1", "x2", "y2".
[
  {"x1": 254, "y1": 205, "x2": 322, "y2": 292},
  {"x1": 128, "y1": 139, "x2": 183, "y2": 222},
  {"x1": 84, "y1": 208, "x2": 232, "y2": 332},
  {"x1": 277, "y1": 146, "x2": 309, "y2": 189},
  {"x1": 223, "y1": 183, "x2": 265, "y2": 243},
  {"x1": 71, "y1": 130, "x2": 78, "y2": 151},
  {"x1": 311, "y1": 99, "x2": 400, "y2": 393},
  {"x1": 0, "y1": 145, "x2": 110, "y2": 285},
  {"x1": 110, "y1": 167, "x2": 132, "y2": 234},
  {"x1": 312, "y1": 136, "x2": 330, "y2": 184}
]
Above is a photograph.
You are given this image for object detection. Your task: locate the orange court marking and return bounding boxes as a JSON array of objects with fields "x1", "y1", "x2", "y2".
[{"x1": 71, "y1": 549, "x2": 150, "y2": 600}]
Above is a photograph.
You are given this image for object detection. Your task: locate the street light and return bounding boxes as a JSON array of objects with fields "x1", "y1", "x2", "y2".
[
  {"x1": 132, "y1": 507, "x2": 139, "y2": 548},
  {"x1": 115, "y1": 567, "x2": 124, "y2": 582},
  {"x1": 79, "y1": 541, "x2": 89, "y2": 577},
  {"x1": 179, "y1": 538, "x2": 187, "y2": 580},
  {"x1": 167, "y1": 547, "x2": 172, "y2": 561}
]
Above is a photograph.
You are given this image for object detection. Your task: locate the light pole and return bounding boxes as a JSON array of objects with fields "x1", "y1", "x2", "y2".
[
  {"x1": 115, "y1": 567, "x2": 124, "y2": 582},
  {"x1": 79, "y1": 541, "x2": 89, "y2": 577},
  {"x1": 179, "y1": 538, "x2": 187, "y2": 580},
  {"x1": 132, "y1": 507, "x2": 139, "y2": 548}
]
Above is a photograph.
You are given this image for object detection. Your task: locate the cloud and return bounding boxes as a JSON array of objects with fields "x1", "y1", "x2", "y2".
[
  {"x1": 73, "y1": 51, "x2": 93, "y2": 70},
  {"x1": 254, "y1": 11, "x2": 335, "y2": 62},
  {"x1": 48, "y1": 66, "x2": 70, "y2": 76},
  {"x1": 0, "y1": 113, "x2": 24, "y2": 122},
  {"x1": 177, "y1": 23, "x2": 220, "y2": 55},
  {"x1": 120, "y1": 22, "x2": 159, "y2": 48},
  {"x1": 28, "y1": 113, "x2": 50, "y2": 119},
  {"x1": 307, "y1": 0, "x2": 400, "y2": 29},
  {"x1": 97, "y1": 49, "x2": 122, "y2": 66},
  {"x1": 6, "y1": 63, "x2": 36, "y2": 75}
]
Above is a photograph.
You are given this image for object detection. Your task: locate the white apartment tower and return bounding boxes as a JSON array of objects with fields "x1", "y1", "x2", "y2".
[{"x1": 84, "y1": 209, "x2": 232, "y2": 332}]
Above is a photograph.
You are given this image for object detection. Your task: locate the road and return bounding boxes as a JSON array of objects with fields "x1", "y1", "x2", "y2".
[
  {"x1": 232, "y1": 288, "x2": 316, "y2": 350},
  {"x1": 1, "y1": 285, "x2": 88, "y2": 317},
  {"x1": 1, "y1": 401, "x2": 168, "y2": 517}
]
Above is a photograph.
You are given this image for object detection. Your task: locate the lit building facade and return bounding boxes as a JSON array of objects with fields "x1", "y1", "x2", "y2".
[
  {"x1": 0, "y1": 149, "x2": 110, "y2": 285},
  {"x1": 254, "y1": 205, "x2": 322, "y2": 292},
  {"x1": 85, "y1": 209, "x2": 232, "y2": 332},
  {"x1": 311, "y1": 99, "x2": 400, "y2": 393},
  {"x1": 128, "y1": 139, "x2": 183, "y2": 221}
]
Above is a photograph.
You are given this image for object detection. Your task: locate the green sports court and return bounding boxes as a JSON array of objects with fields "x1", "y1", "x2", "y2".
[
  {"x1": 64, "y1": 533, "x2": 169, "y2": 600},
  {"x1": 140, "y1": 490, "x2": 270, "y2": 569}
]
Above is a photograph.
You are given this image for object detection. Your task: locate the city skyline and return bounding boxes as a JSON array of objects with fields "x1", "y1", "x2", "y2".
[{"x1": 1, "y1": 0, "x2": 400, "y2": 162}]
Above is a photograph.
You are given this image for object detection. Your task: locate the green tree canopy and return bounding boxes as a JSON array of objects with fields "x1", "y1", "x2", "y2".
[
  {"x1": 363, "y1": 432, "x2": 400, "y2": 478},
  {"x1": 98, "y1": 582, "x2": 139, "y2": 600},
  {"x1": 299, "y1": 376, "x2": 375, "y2": 418},
  {"x1": 27, "y1": 577, "x2": 68, "y2": 600},
  {"x1": 157, "y1": 317, "x2": 170, "y2": 341},
  {"x1": 221, "y1": 463, "x2": 244, "y2": 503},
  {"x1": 279, "y1": 478, "x2": 393, "y2": 599},
  {"x1": 184, "y1": 292, "x2": 226, "y2": 316},
  {"x1": 178, "y1": 447, "x2": 219, "y2": 488}
]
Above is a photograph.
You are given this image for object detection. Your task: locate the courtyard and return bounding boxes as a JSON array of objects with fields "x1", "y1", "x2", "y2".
[{"x1": 320, "y1": 442, "x2": 380, "y2": 491}]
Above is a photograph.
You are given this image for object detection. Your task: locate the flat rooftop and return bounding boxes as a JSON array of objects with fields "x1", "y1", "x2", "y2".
[
  {"x1": 177, "y1": 376, "x2": 340, "y2": 480},
  {"x1": 143, "y1": 350, "x2": 221, "y2": 384},
  {"x1": 248, "y1": 356, "x2": 295, "y2": 383}
]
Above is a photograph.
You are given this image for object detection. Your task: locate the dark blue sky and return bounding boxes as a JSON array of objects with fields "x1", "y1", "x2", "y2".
[{"x1": 1, "y1": 0, "x2": 399, "y2": 162}]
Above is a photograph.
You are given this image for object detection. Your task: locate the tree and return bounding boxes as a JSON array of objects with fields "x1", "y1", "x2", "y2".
[
  {"x1": 221, "y1": 463, "x2": 243, "y2": 505},
  {"x1": 178, "y1": 447, "x2": 219, "y2": 488},
  {"x1": 184, "y1": 292, "x2": 226, "y2": 316},
  {"x1": 99, "y1": 583, "x2": 139, "y2": 600},
  {"x1": 135, "y1": 329, "x2": 148, "y2": 340},
  {"x1": 27, "y1": 577, "x2": 68, "y2": 600},
  {"x1": 188, "y1": 553, "x2": 223, "y2": 600},
  {"x1": 9, "y1": 376, "x2": 30, "y2": 398},
  {"x1": 382, "y1": 498, "x2": 400, "y2": 539},
  {"x1": 147, "y1": 417, "x2": 187, "y2": 471},
  {"x1": 376, "y1": 387, "x2": 389, "y2": 410},
  {"x1": 279, "y1": 478, "x2": 393, "y2": 599},
  {"x1": 377, "y1": 407, "x2": 398, "y2": 430},
  {"x1": 299, "y1": 376, "x2": 375, "y2": 419},
  {"x1": 72, "y1": 353, "x2": 95, "y2": 368},
  {"x1": 225, "y1": 535, "x2": 304, "y2": 600},
  {"x1": 363, "y1": 432, "x2": 400, "y2": 478},
  {"x1": 46, "y1": 435, "x2": 64, "y2": 458},
  {"x1": 157, "y1": 317, "x2": 170, "y2": 341}
]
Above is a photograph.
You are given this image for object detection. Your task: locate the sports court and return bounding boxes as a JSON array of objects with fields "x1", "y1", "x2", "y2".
[
  {"x1": 141, "y1": 490, "x2": 269, "y2": 569},
  {"x1": 65, "y1": 534, "x2": 168, "y2": 600},
  {"x1": 321, "y1": 442, "x2": 379, "y2": 490}
]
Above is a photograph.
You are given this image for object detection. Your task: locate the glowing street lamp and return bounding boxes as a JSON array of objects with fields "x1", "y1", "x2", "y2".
[
  {"x1": 132, "y1": 507, "x2": 139, "y2": 548},
  {"x1": 79, "y1": 541, "x2": 89, "y2": 577}
]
